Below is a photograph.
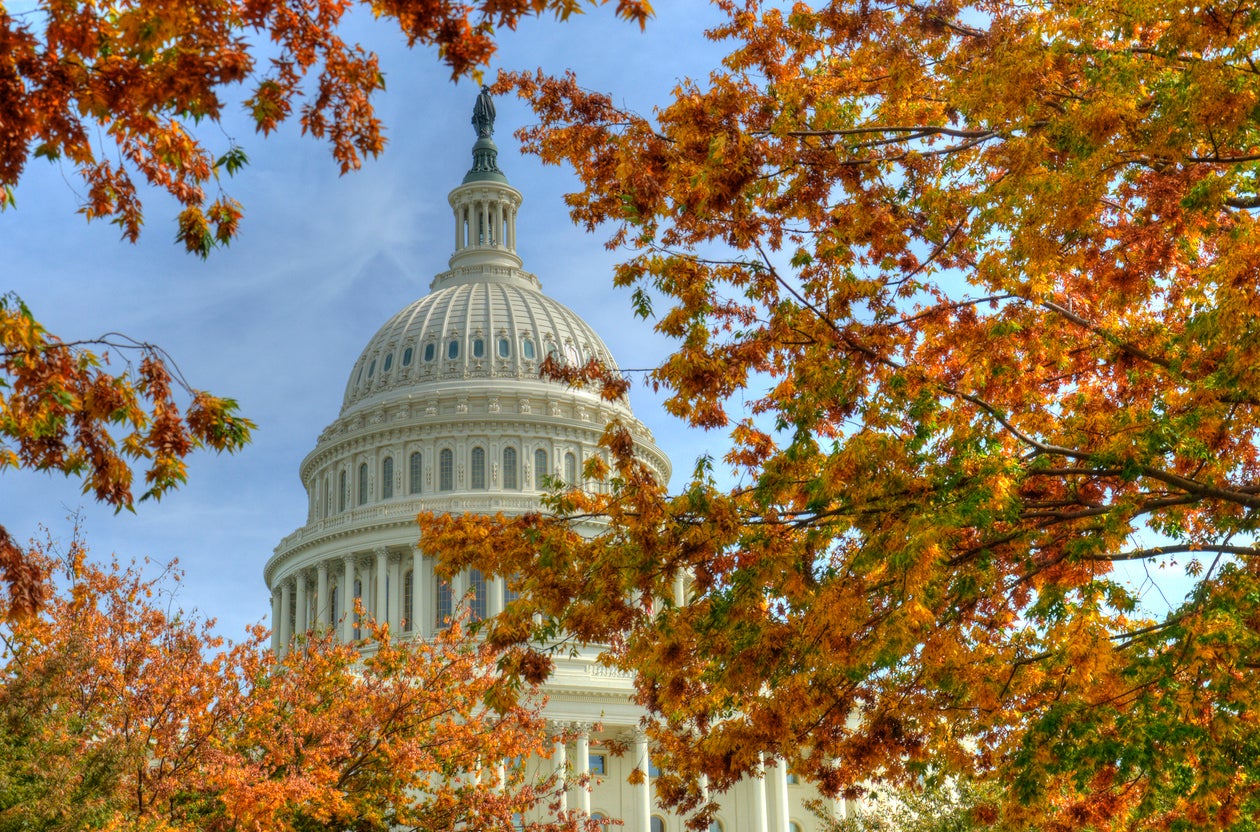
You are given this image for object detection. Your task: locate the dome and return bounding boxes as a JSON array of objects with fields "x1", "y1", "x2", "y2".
[
  {"x1": 267, "y1": 88, "x2": 669, "y2": 588},
  {"x1": 340, "y1": 270, "x2": 621, "y2": 416}
]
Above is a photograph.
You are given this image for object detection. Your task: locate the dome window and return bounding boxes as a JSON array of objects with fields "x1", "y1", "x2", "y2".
[
  {"x1": 439, "y1": 449, "x2": 454, "y2": 491},
  {"x1": 409, "y1": 451, "x2": 423, "y2": 494},
  {"x1": 357, "y1": 463, "x2": 368, "y2": 506},
  {"x1": 534, "y1": 449, "x2": 549, "y2": 488},
  {"x1": 402, "y1": 347, "x2": 414, "y2": 366},
  {"x1": 469, "y1": 569, "x2": 488, "y2": 620},
  {"x1": 565, "y1": 344, "x2": 579, "y2": 364},
  {"x1": 470, "y1": 447, "x2": 486, "y2": 490},
  {"x1": 368, "y1": 359, "x2": 376, "y2": 378},
  {"x1": 497, "y1": 338, "x2": 510, "y2": 358},
  {"x1": 424, "y1": 343, "x2": 436, "y2": 362},
  {"x1": 447, "y1": 340, "x2": 460, "y2": 360},
  {"x1": 338, "y1": 470, "x2": 347, "y2": 513},
  {"x1": 356, "y1": 366, "x2": 364, "y2": 385},
  {"x1": 381, "y1": 457, "x2": 394, "y2": 499},
  {"x1": 472, "y1": 338, "x2": 485, "y2": 359},
  {"x1": 564, "y1": 452, "x2": 577, "y2": 484},
  {"x1": 503, "y1": 447, "x2": 518, "y2": 490},
  {"x1": 522, "y1": 338, "x2": 536, "y2": 360},
  {"x1": 383, "y1": 354, "x2": 393, "y2": 372}
]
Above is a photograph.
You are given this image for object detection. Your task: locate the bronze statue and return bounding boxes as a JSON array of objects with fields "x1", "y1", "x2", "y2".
[{"x1": 472, "y1": 85, "x2": 495, "y2": 138}]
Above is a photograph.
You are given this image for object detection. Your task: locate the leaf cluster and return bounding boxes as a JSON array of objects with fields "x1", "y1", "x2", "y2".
[{"x1": 422, "y1": 2, "x2": 1260, "y2": 829}]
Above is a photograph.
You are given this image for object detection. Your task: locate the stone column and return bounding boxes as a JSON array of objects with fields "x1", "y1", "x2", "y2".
[
  {"x1": 673, "y1": 572, "x2": 686, "y2": 607},
  {"x1": 375, "y1": 548, "x2": 388, "y2": 628},
  {"x1": 552, "y1": 730, "x2": 568, "y2": 813},
  {"x1": 773, "y1": 757, "x2": 790, "y2": 832},
  {"x1": 270, "y1": 589, "x2": 281, "y2": 653},
  {"x1": 389, "y1": 554, "x2": 403, "y2": 633},
  {"x1": 490, "y1": 574, "x2": 505, "y2": 617},
  {"x1": 414, "y1": 548, "x2": 428, "y2": 638},
  {"x1": 295, "y1": 572, "x2": 308, "y2": 635},
  {"x1": 753, "y1": 753, "x2": 769, "y2": 832},
  {"x1": 575, "y1": 725, "x2": 591, "y2": 816},
  {"x1": 633, "y1": 729, "x2": 651, "y2": 832},
  {"x1": 316, "y1": 561, "x2": 330, "y2": 629},
  {"x1": 279, "y1": 578, "x2": 293, "y2": 648},
  {"x1": 341, "y1": 555, "x2": 355, "y2": 643}
]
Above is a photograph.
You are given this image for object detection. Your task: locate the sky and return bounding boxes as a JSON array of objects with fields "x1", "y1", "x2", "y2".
[{"x1": 3, "y1": 2, "x2": 734, "y2": 640}]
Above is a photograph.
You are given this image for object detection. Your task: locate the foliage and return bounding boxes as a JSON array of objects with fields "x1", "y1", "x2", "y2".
[
  {"x1": 0, "y1": 0, "x2": 650, "y2": 255},
  {"x1": 817, "y1": 778, "x2": 995, "y2": 832},
  {"x1": 0, "y1": 534, "x2": 582, "y2": 832},
  {"x1": 421, "y1": 1, "x2": 1260, "y2": 829},
  {"x1": 0, "y1": 292, "x2": 252, "y2": 619}
]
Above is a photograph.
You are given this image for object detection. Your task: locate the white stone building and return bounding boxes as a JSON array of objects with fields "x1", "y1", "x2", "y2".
[{"x1": 265, "y1": 93, "x2": 844, "y2": 832}]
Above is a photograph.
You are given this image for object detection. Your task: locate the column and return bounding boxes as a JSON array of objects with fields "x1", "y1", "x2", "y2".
[
  {"x1": 295, "y1": 572, "x2": 308, "y2": 635},
  {"x1": 279, "y1": 579, "x2": 293, "y2": 648},
  {"x1": 316, "y1": 561, "x2": 330, "y2": 629},
  {"x1": 673, "y1": 572, "x2": 686, "y2": 607},
  {"x1": 389, "y1": 554, "x2": 403, "y2": 633},
  {"x1": 552, "y1": 730, "x2": 568, "y2": 813},
  {"x1": 454, "y1": 208, "x2": 462, "y2": 251},
  {"x1": 490, "y1": 574, "x2": 505, "y2": 617},
  {"x1": 341, "y1": 555, "x2": 355, "y2": 643},
  {"x1": 414, "y1": 548, "x2": 429, "y2": 638},
  {"x1": 773, "y1": 757, "x2": 790, "y2": 832},
  {"x1": 375, "y1": 548, "x2": 388, "y2": 628},
  {"x1": 633, "y1": 729, "x2": 651, "y2": 832},
  {"x1": 270, "y1": 590, "x2": 281, "y2": 652},
  {"x1": 753, "y1": 753, "x2": 769, "y2": 832},
  {"x1": 575, "y1": 725, "x2": 591, "y2": 816}
]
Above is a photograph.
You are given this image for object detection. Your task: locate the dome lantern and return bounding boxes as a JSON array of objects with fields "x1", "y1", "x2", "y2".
[{"x1": 445, "y1": 86, "x2": 524, "y2": 277}]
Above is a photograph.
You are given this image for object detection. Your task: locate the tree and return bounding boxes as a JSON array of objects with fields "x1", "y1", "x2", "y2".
[
  {"x1": 0, "y1": 0, "x2": 650, "y2": 255},
  {"x1": 421, "y1": 1, "x2": 1260, "y2": 829},
  {"x1": 0, "y1": 295, "x2": 252, "y2": 619},
  {"x1": 0, "y1": 534, "x2": 585, "y2": 832}
]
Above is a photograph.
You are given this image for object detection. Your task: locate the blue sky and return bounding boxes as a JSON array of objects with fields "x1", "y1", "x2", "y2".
[{"x1": 3, "y1": 3, "x2": 732, "y2": 639}]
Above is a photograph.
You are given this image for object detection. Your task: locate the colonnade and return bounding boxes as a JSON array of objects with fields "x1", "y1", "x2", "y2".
[
  {"x1": 270, "y1": 546, "x2": 511, "y2": 653},
  {"x1": 454, "y1": 194, "x2": 517, "y2": 252}
]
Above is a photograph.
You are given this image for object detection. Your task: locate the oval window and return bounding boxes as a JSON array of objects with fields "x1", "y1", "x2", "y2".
[
  {"x1": 498, "y1": 337, "x2": 510, "y2": 358},
  {"x1": 473, "y1": 338, "x2": 485, "y2": 358},
  {"x1": 565, "y1": 344, "x2": 579, "y2": 364},
  {"x1": 522, "y1": 339, "x2": 535, "y2": 359},
  {"x1": 402, "y1": 347, "x2": 414, "y2": 366},
  {"x1": 447, "y1": 340, "x2": 460, "y2": 359},
  {"x1": 367, "y1": 359, "x2": 376, "y2": 377},
  {"x1": 383, "y1": 354, "x2": 393, "y2": 372},
  {"x1": 424, "y1": 343, "x2": 435, "y2": 362}
]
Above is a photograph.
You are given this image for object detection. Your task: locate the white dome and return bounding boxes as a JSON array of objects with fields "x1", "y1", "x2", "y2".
[{"x1": 341, "y1": 270, "x2": 621, "y2": 416}]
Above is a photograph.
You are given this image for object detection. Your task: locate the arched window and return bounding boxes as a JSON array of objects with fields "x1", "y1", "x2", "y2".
[
  {"x1": 447, "y1": 339, "x2": 460, "y2": 359},
  {"x1": 436, "y1": 577, "x2": 453, "y2": 628},
  {"x1": 324, "y1": 475, "x2": 331, "y2": 517},
  {"x1": 522, "y1": 338, "x2": 535, "y2": 359},
  {"x1": 502, "y1": 447, "x2": 518, "y2": 490},
  {"x1": 367, "y1": 359, "x2": 376, "y2": 378},
  {"x1": 381, "y1": 457, "x2": 394, "y2": 499},
  {"x1": 409, "y1": 451, "x2": 423, "y2": 494},
  {"x1": 424, "y1": 343, "x2": 435, "y2": 362},
  {"x1": 403, "y1": 346, "x2": 414, "y2": 366},
  {"x1": 471, "y1": 447, "x2": 486, "y2": 490},
  {"x1": 534, "y1": 448, "x2": 548, "y2": 488},
  {"x1": 564, "y1": 452, "x2": 577, "y2": 484},
  {"x1": 330, "y1": 584, "x2": 338, "y2": 625},
  {"x1": 497, "y1": 337, "x2": 510, "y2": 357},
  {"x1": 338, "y1": 470, "x2": 347, "y2": 512},
  {"x1": 439, "y1": 449, "x2": 454, "y2": 491},
  {"x1": 708, "y1": 822, "x2": 724, "y2": 832},
  {"x1": 504, "y1": 574, "x2": 520, "y2": 605},
  {"x1": 383, "y1": 353, "x2": 393, "y2": 372},
  {"x1": 789, "y1": 823, "x2": 803, "y2": 832},
  {"x1": 469, "y1": 569, "x2": 488, "y2": 621},
  {"x1": 357, "y1": 462, "x2": 368, "y2": 506},
  {"x1": 403, "y1": 569, "x2": 414, "y2": 632},
  {"x1": 651, "y1": 818, "x2": 666, "y2": 832},
  {"x1": 472, "y1": 338, "x2": 485, "y2": 358}
]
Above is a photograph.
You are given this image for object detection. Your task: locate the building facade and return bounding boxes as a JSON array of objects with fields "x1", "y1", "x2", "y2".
[{"x1": 265, "y1": 92, "x2": 845, "y2": 832}]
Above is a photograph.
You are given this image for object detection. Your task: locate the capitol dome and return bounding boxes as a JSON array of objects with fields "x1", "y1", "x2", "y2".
[{"x1": 264, "y1": 90, "x2": 831, "y2": 832}]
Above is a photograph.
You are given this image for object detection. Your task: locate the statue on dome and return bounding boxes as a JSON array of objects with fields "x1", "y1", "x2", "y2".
[{"x1": 472, "y1": 85, "x2": 495, "y2": 138}]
